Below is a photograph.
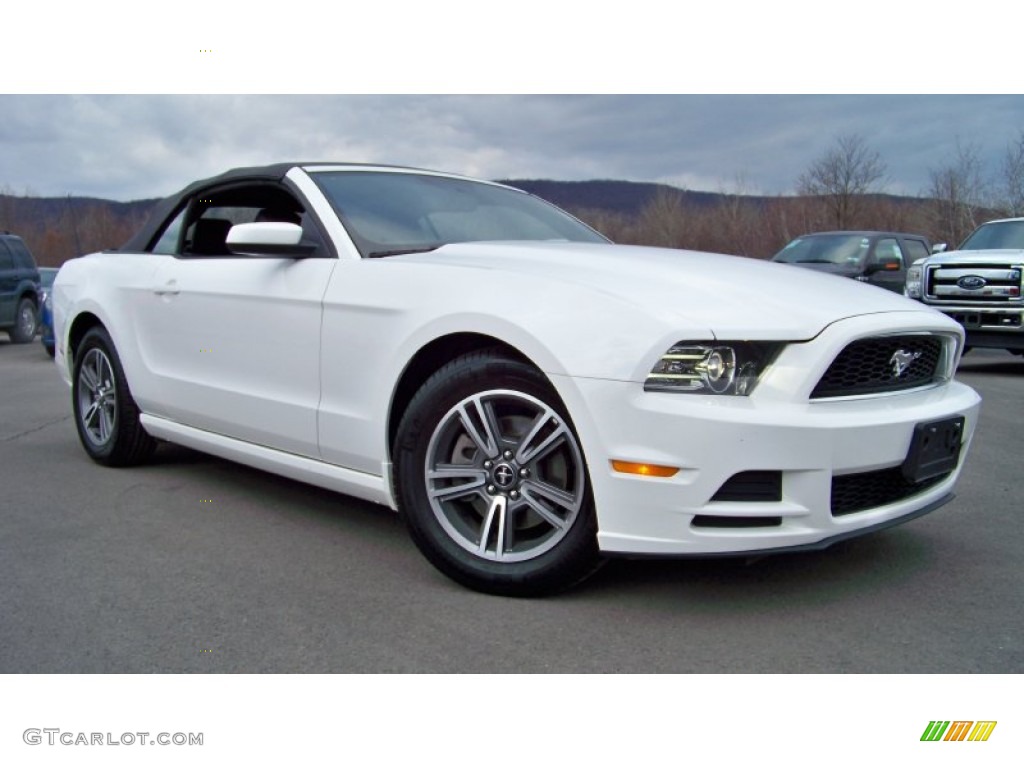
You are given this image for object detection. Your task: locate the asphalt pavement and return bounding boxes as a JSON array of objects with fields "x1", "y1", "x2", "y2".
[{"x1": 1, "y1": 339, "x2": 1021, "y2": 673}]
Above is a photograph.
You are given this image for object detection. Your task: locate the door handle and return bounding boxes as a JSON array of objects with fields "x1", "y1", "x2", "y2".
[{"x1": 153, "y1": 280, "x2": 180, "y2": 296}]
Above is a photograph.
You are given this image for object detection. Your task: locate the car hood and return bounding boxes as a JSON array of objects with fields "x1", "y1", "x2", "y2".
[
  {"x1": 925, "y1": 248, "x2": 1024, "y2": 263},
  {"x1": 400, "y1": 241, "x2": 929, "y2": 340}
]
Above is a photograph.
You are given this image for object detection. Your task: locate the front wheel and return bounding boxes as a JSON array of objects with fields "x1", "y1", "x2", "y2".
[
  {"x1": 394, "y1": 351, "x2": 601, "y2": 596},
  {"x1": 71, "y1": 327, "x2": 156, "y2": 466}
]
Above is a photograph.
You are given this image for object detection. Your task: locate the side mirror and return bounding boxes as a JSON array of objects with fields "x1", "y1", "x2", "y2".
[
  {"x1": 932, "y1": 243, "x2": 947, "y2": 253},
  {"x1": 226, "y1": 222, "x2": 316, "y2": 257},
  {"x1": 865, "y1": 257, "x2": 902, "y2": 275}
]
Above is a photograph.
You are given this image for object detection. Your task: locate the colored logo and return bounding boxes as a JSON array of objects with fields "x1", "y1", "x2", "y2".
[{"x1": 920, "y1": 721, "x2": 997, "y2": 742}]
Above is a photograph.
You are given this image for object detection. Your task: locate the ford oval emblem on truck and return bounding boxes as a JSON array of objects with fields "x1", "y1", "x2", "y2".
[{"x1": 957, "y1": 275, "x2": 987, "y2": 290}]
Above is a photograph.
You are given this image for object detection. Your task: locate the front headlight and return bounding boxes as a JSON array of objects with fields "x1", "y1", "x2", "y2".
[
  {"x1": 644, "y1": 341, "x2": 781, "y2": 395},
  {"x1": 905, "y1": 265, "x2": 923, "y2": 298}
]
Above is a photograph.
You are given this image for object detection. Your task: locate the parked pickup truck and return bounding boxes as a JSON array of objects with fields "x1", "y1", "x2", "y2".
[
  {"x1": 773, "y1": 231, "x2": 932, "y2": 294},
  {"x1": 905, "y1": 217, "x2": 1024, "y2": 354}
]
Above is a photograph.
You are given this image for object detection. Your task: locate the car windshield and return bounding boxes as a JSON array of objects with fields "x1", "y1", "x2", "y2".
[
  {"x1": 773, "y1": 234, "x2": 871, "y2": 265},
  {"x1": 39, "y1": 268, "x2": 58, "y2": 288},
  {"x1": 311, "y1": 170, "x2": 608, "y2": 257},
  {"x1": 959, "y1": 220, "x2": 1024, "y2": 250}
]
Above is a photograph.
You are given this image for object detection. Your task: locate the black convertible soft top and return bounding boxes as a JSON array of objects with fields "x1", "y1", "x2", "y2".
[{"x1": 120, "y1": 162, "x2": 297, "y2": 252}]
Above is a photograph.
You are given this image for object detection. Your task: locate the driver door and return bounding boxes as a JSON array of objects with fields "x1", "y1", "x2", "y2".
[{"x1": 133, "y1": 183, "x2": 335, "y2": 459}]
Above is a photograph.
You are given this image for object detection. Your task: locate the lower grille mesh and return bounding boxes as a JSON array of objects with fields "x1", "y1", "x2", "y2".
[
  {"x1": 710, "y1": 471, "x2": 782, "y2": 502},
  {"x1": 831, "y1": 467, "x2": 948, "y2": 516}
]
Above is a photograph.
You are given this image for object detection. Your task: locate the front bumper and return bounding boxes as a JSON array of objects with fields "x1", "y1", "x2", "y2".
[
  {"x1": 554, "y1": 318, "x2": 982, "y2": 556},
  {"x1": 927, "y1": 305, "x2": 1024, "y2": 350}
]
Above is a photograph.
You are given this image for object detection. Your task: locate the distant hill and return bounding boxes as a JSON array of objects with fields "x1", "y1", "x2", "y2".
[
  {"x1": 8, "y1": 181, "x2": 720, "y2": 263},
  {"x1": 498, "y1": 179, "x2": 735, "y2": 215},
  {"x1": 0, "y1": 179, "x2": 956, "y2": 264},
  {"x1": 0, "y1": 194, "x2": 159, "y2": 265},
  {"x1": 0, "y1": 195, "x2": 157, "y2": 225}
]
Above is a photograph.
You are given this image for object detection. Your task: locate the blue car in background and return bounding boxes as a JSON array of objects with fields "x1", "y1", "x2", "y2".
[{"x1": 37, "y1": 267, "x2": 58, "y2": 356}]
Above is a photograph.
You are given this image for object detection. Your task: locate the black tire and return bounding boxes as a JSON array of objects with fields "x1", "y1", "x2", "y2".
[
  {"x1": 71, "y1": 326, "x2": 156, "y2": 467},
  {"x1": 9, "y1": 297, "x2": 38, "y2": 343},
  {"x1": 394, "y1": 349, "x2": 602, "y2": 596}
]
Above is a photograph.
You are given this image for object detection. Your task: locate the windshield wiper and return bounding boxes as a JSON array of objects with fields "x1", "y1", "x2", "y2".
[{"x1": 366, "y1": 245, "x2": 442, "y2": 258}]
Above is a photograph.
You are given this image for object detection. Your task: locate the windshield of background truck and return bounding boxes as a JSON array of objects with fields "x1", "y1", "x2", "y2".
[
  {"x1": 773, "y1": 234, "x2": 870, "y2": 265},
  {"x1": 959, "y1": 220, "x2": 1024, "y2": 251}
]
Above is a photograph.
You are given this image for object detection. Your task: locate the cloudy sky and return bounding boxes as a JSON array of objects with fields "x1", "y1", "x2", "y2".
[
  {"x1": 2, "y1": 95, "x2": 1021, "y2": 202},
  {"x1": 3, "y1": 4, "x2": 1020, "y2": 202}
]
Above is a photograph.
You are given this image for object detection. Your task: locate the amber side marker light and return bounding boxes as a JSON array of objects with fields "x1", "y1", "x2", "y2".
[{"x1": 611, "y1": 461, "x2": 679, "y2": 478}]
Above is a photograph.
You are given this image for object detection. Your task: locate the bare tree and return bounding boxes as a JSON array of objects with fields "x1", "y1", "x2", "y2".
[
  {"x1": 796, "y1": 133, "x2": 888, "y2": 229},
  {"x1": 637, "y1": 187, "x2": 691, "y2": 248},
  {"x1": 0, "y1": 185, "x2": 18, "y2": 232},
  {"x1": 710, "y1": 173, "x2": 764, "y2": 257},
  {"x1": 927, "y1": 139, "x2": 987, "y2": 248},
  {"x1": 1000, "y1": 129, "x2": 1024, "y2": 217},
  {"x1": 568, "y1": 206, "x2": 634, "y2": 243}
]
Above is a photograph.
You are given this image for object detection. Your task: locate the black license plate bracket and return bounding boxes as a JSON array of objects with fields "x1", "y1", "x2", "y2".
[{"x1": 901, "y1": 416, "x2": 965, "y2": 483}]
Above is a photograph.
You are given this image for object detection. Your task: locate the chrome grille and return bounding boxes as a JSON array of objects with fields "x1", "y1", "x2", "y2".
[
  {"x1": 925, "y1": 263, "x2": 1023, "y2": 303},
  {"x1": 811, "y1": 335, "x2": 943, "y2": 399}
]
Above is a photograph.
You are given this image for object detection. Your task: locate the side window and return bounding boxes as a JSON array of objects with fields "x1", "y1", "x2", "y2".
[
  {"x1": 183, "y1": 207, "x2": 244, "y2": 257},
  {"x1": 873, "y1": 238, "x2": 904, "y2": 268},
  {"x1": 177, "y1": 184, "x2": 327, "y2": 258},
  {"x1": 902, "y1": 238, "x2": 930, "y2": 263},
  {"x1": 8, "y1": 239, "x2": 36, "y2": 270},
  {"x1": 152, "y1": 208, "x2": 187, "y2": 255},
  {"x1": 0, "y1": 241, "x2": 13, "y2": 271}
]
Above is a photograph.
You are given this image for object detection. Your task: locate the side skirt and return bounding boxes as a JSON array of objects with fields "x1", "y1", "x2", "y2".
[{"x1": 139, "y1": 414, "x2": 396, "y2": 509}]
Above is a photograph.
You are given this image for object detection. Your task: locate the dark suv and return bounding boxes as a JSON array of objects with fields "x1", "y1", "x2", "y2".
[
  {"x1": 0, "y1": 232, "x2": 41, "y2": 343},
  {"x1": 772, "y1": 231, "x2": 933, "y2": 294}
]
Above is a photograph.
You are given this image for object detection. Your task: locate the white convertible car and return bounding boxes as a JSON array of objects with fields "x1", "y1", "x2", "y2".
[{"x1": 53, "y1": 162, "x2": 981, "y2": 595}]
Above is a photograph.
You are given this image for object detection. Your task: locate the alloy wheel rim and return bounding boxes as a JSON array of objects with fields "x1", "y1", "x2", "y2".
[
  {"x1": 19, "y1": 304, "x2": 36, "y2": 336},
  {"x1": 424, "y1": 390, "x2": 585, "y2": 562},
  {"x1": 77, "y1": 348, "x2": 117, "y2": 447}
]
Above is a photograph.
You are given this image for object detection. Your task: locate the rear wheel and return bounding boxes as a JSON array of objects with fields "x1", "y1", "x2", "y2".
[
  {"x1": 394, "y1": 350, "x2": 601, "y2": 596},
  {"x1": 10, "y1": 297, "x2": 37, "y2": 343},
  {"x1": 72, "y1": 327, "x2": 156, "y2": 466}
]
